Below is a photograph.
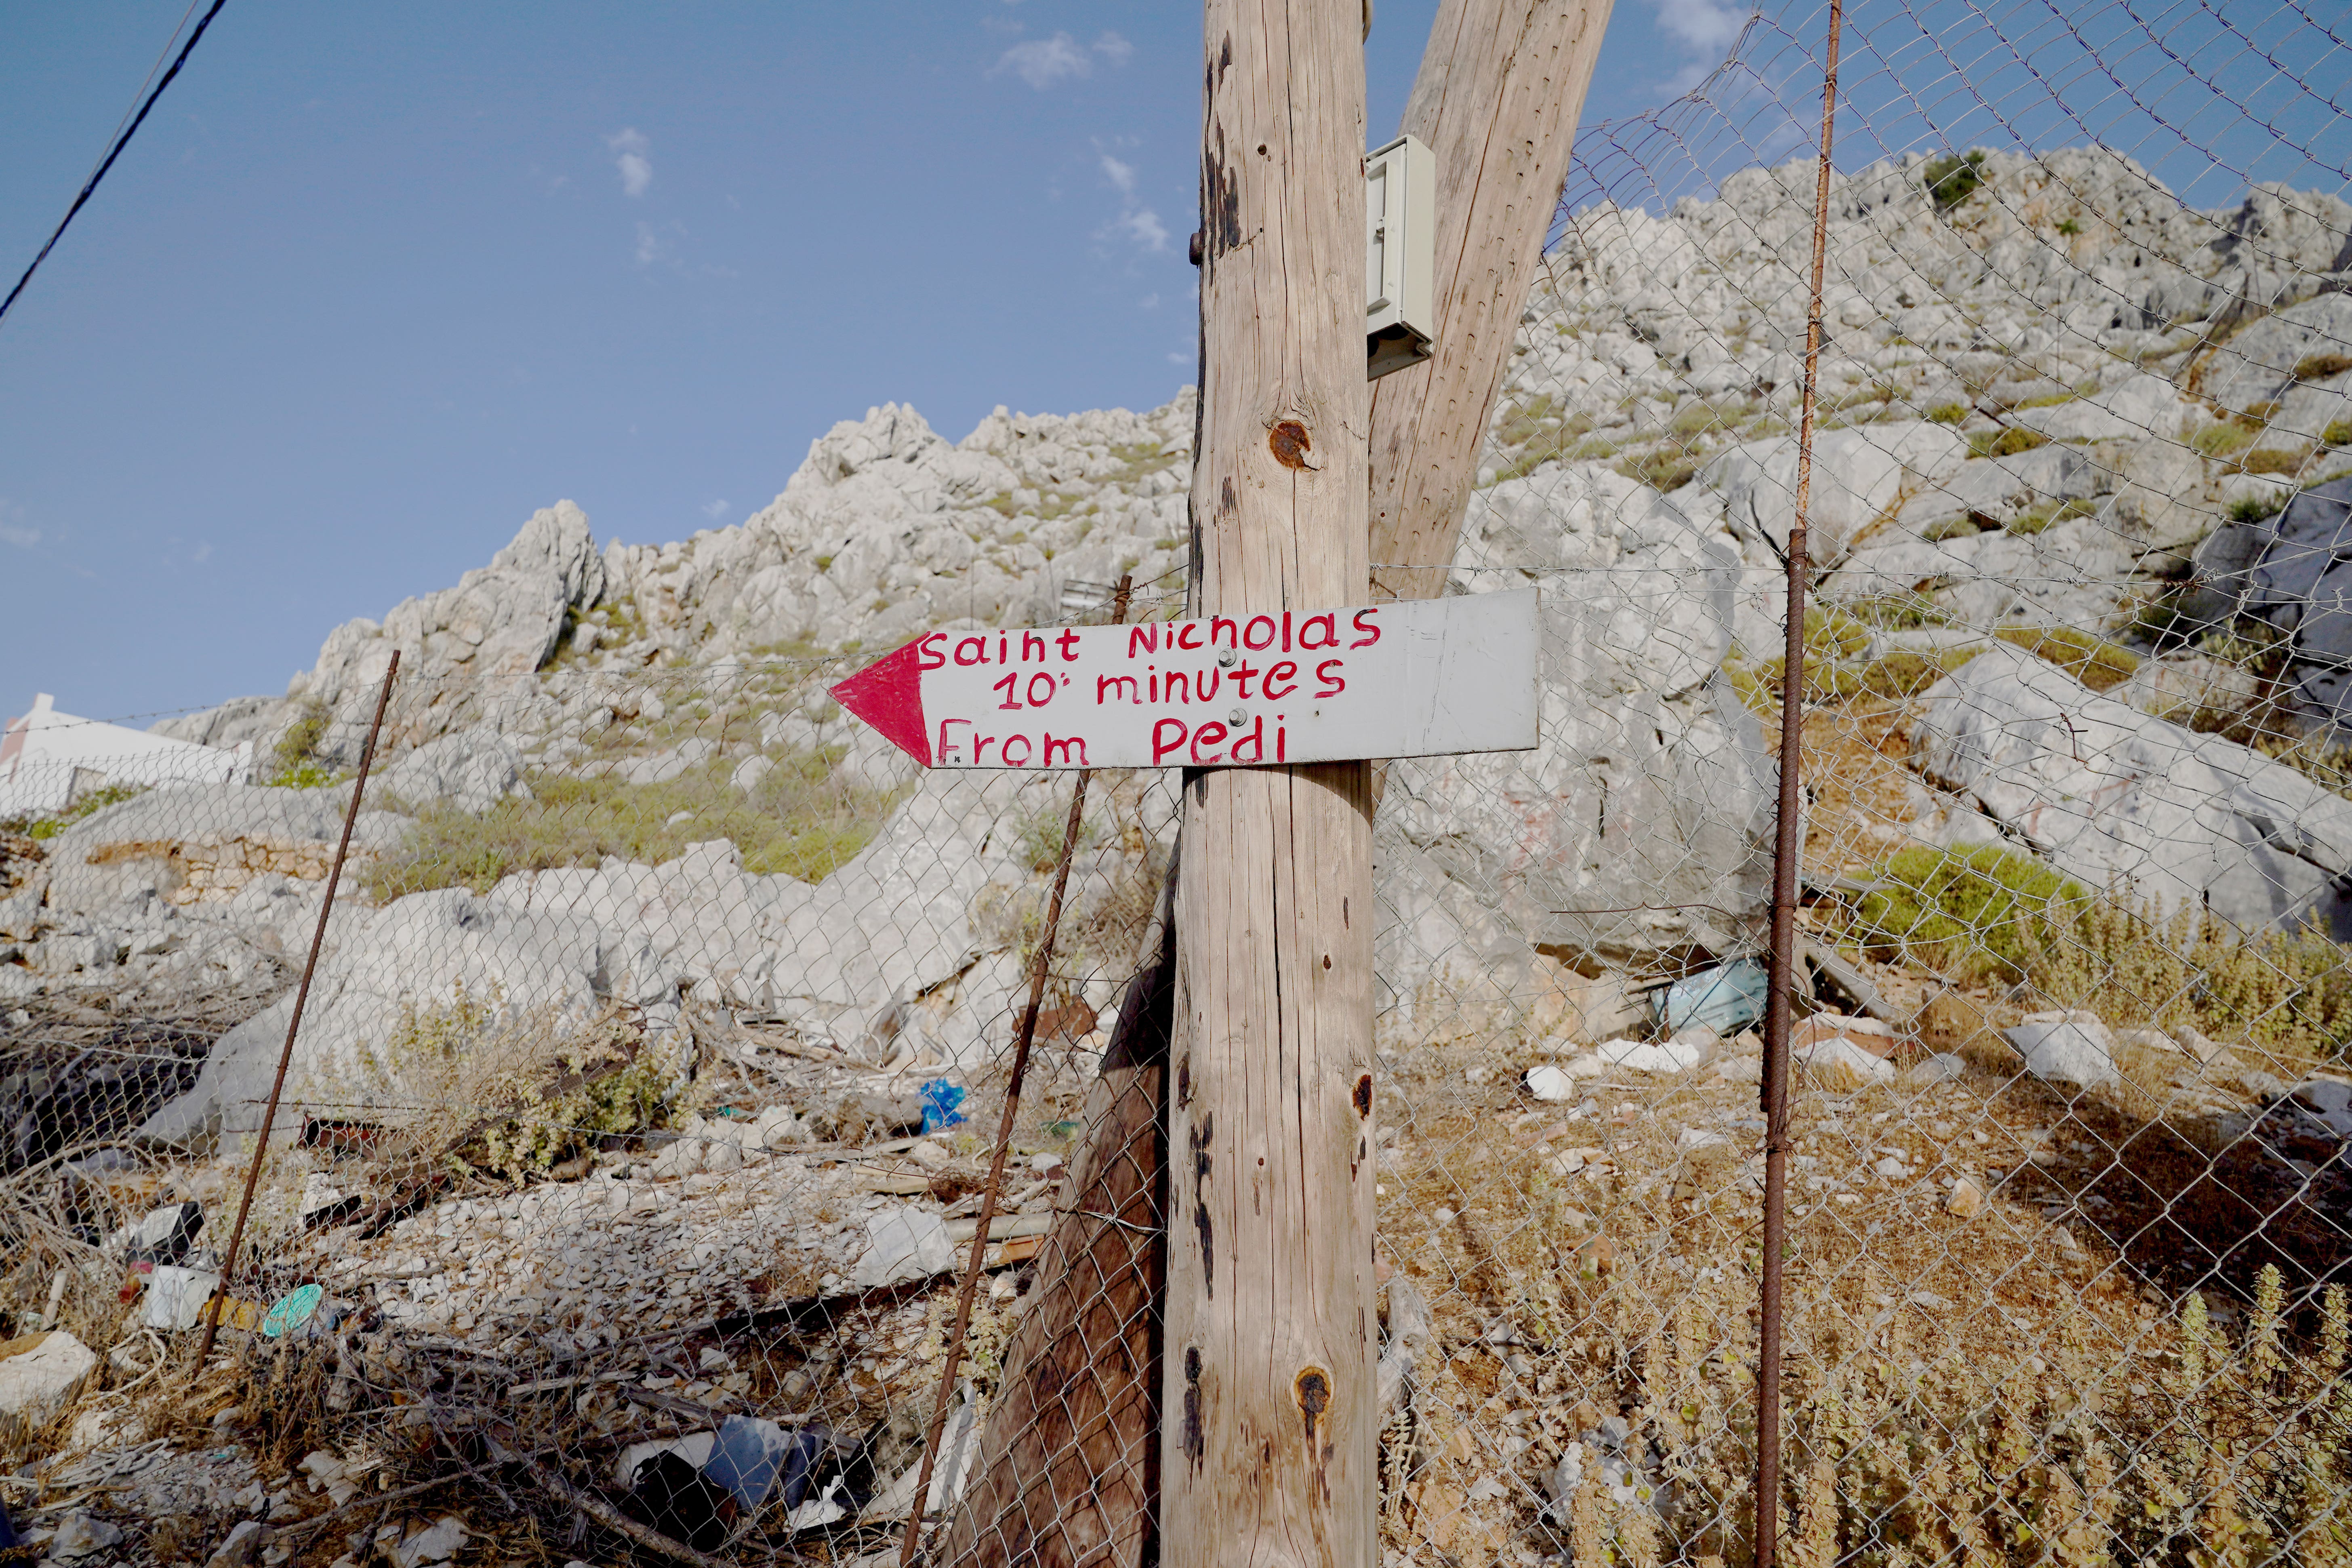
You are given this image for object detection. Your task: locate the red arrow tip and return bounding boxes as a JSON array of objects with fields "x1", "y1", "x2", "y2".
[{"x1": 829, "y1": 638, "x2": 932, "y2": 767}]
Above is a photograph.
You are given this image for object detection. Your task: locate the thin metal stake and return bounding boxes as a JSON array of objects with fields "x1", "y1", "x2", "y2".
[
  {"x1": 194, "y1": 651, "x2": 401, "y2": 1366},
  {"x1": 1756, "y1": 7, "x2": 1842, "y2": 1567},
  {"x1": 898, "y1": 575, "x2": 1134, "y2": 1568}
]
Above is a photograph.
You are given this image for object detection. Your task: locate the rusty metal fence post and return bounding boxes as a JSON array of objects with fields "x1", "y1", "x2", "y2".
[
  {"x1": 193, "y1": 651, "x2": 400, "y2": 1366},
  {"x1": 1755, "y1": 6, "x2": 1843, "y2": 1565}
]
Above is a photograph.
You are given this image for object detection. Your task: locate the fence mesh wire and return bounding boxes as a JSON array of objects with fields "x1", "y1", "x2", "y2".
[{"x1": 5, "y1": 0, "x2": 2352, "y2": 1564}]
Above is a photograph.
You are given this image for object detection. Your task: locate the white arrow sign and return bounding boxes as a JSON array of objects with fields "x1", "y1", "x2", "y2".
[{"x1": 829, "y1": 588, "x2": 1538, "y2": 769}]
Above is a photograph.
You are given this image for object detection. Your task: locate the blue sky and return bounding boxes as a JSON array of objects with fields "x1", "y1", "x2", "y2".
[
  {"x1": 0, "y1": 1, "x2": 1739, "y2": 722},
  {"x1": 4, "y1": 2, "x2": 2336, "y2": 723}
]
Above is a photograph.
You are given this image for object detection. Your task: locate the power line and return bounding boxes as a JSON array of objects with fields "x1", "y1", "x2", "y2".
[
  {"x1": 0, "y1": 0, "x2": 231, "y2": 332},
  {"x1": 90, "y1": 0, "x2": 210, "y2": 185}
]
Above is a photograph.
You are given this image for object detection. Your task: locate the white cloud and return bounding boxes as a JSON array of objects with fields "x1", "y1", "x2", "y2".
[
  {"x1": 994, "y1": 32, "x2": 1091, "y2": 88},
  {"x1": 191, "y1": 541, "x2": 212, "y2": 564},
  {"x1": 992, "y1": 29, "x2": 1133, "y2": 88},
  {"x1": 702, "y1": 499, "x2": 730, "y2": 520},
  {"x1": 634, "y1": 222, "x2": 666, "y2": 266},
  {"x1": 1094, "y1": 147, "x2": 1168, "y2": 255},
  {"x1": 1108, "y1": 206, "x2": 1170, "y2": 252},
  {"x1": 607, "y1": 127, "x2": 653, "y2": 197},
  {"x1": 0, "y1": 524, "x2": 38, "y2": 549},
  {"x1": 1649, "y1": 0, "x2": 1750, "y2": 89}
]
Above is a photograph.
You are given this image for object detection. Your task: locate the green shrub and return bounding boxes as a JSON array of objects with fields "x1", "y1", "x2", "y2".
[
  {"x1": 1744, "y1": 608, "x2": 1977, "y2": 704},
  {"x1": 2191, "y1": 421, "x2": 2258, "y2": 459},
  {"x1": 265, "y1": 699, "x2": 340, "y2": 788},
  {"x1": 1923, "y1": 150, "x2": 1988, "y2": 211},
  {"x1": 1840, "y1": 592, "x2": 1954, "y2": 630},
  {"x1": 2055, "y1": 217, "x2": 2083, "y2": 236},
  {"x1": 1016, "y1": 798, "x2": 1084, "y2": 873},
  {"x1": 1919, "y1": 514, "x2": 1986, "y2": 542},
  {"x1": 351, "y1": 982, "x2": 689, "y2": 1179},
  {"x1": 1847, "y1": 844, "x2": 2090, "y2": 980},
  {"x1": 2005, "y1": 496, "x2": 2098, "y2": 537},
  {"x1": 1968, "y1": 425, "x2": 2050, "y2": 459},
  {"x1": 1992, "y1": 623, "x2": 2140, "y2": 690},
  {"x1": 2242, "y1": 447, "x2": 2307, "y2": 476},
  {"x1": 1496, "y1": 394, "x2": 1561, "y2": 448},
  {"x1": 2228, "y1": 493, "x2": 2287, "y2": 522},
  {"x1": 364, "y1": 747, "x2": 905, "y2": 901},
  {"x1": 1668, "y1": 400, "x2": 1740, "y2": 438},
  {"x1": 2026, "y1": 897, "x2": 2352, "y2": 1069},
  {"x1": 2292, "y1": 352, "x2": 2352, "y2": 383},
  {"x1": 1924, "y1": 402, "x2": 1970, "y2": 425},
  {"x1": 2326, "y1": 419, "x2": 2352, "y2": 447},
  {"x1": 1618, "y1": 446, "x2": 1699, "y2": 494},
  {"x1": 2, "y1": 781, "x2": 148, "y2": 841}
]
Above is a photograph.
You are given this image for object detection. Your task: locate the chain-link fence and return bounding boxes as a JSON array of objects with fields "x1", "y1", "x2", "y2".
[{"x1": 5, "y1": 0, "x2": 2352, "y2": 1563}]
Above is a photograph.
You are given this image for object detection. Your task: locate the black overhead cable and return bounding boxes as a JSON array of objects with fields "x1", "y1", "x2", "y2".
[{"x1": 0, "y1": 0, "x2": 231, "y2": 332}]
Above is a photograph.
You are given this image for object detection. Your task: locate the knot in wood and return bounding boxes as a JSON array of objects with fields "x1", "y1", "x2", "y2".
[
  {"x1": 1295, "y1": 1367, "x2": 1331, "y2": 1440},
  {"x1": 1269, "y1": 421, "x2": 1313, "y2": 469}
]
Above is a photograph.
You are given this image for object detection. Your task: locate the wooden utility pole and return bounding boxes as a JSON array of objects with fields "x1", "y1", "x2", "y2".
[
  {"x1": 1162, "y1": 4, "x2": 1376, "y2": 1566},
  {"x1": 1370, "y1": 0, "x2": 1616, "y2": 608},
  {"x1": 941, "y1": 4, "x2": 1613, "y2": 1562},
  {"x1": 934, "y1": 855, "x2": 1177, "y2": 1568}
]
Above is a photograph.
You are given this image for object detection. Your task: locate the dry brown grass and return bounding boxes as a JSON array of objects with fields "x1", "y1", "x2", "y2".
[{"x1": 1373, "y1": 1039, "x2": 2352, "y2": 1568}]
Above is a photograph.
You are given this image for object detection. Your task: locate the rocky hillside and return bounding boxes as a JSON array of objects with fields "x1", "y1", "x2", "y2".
[
  {"x1": 6, "y1": 143, "x2": 2350, "y2": 1124},
  {"x1": 9, "y1": 143, "x2": 2352, "y2": 1568}
]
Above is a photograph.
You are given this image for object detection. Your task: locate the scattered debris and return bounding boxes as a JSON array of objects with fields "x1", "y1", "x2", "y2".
[
  {"x1": 919, "y1": 1079, "x2": 968, "y2": 1132},
  {"x1": 1595, "y1": 1037, "x2": 1705, "y2": 1074},
  {"x1": 141, "y1": 1263, "x2": 223, "y2": 1330},
  {"x1": 261, "y1": 1282, "x2": 325, "y2": 1340},
  {"x1": 626, "y1": 1450, "x2": 735, "y2": 1553},
  {"x1": 1655, "y1": 960, "x2": 1767, "y2": 1037},
  {"x1": 202, "y1": 1520, "x2": 271, "y2": 1568},
  {"x1": 123, "y1": 1200, "x2": 204, "y2": 1264},
  {"x1": 703, "y1": 1413, "x2": 799, "y2": 1513},
  {"x1": 853, "y1": 1206, "x2": 958, "y2": 1288},
  {"x1": 388, "y1": 1515, "x2": 467, "y2": 1568},
  {"x1": 1946, "y1": 1175, "x2": 1987, "y2": 1219},
  {"x1": 0, "y1": 1329, "x2": 95, "y2": 1421},
  {"x1": 46, "y1": 1514, "x2": 124, "y2": 1563},
  {"x1": 1795, "y1": 1033, "x2": 1897, "y2": 1088},
  {"x1": 2004, "y1": 1010, "x2": 2120, "y2": 1089}
]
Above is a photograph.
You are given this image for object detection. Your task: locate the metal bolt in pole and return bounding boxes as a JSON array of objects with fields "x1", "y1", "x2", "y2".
[
  {"x1": 1755, "y1": 5, "x2": 1843, "y2": 1566},
  {"x1": 194, "y1": 651, "x2": 401, "y2": 1366}
]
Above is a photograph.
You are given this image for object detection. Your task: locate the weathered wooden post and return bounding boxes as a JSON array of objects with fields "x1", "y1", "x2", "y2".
[
  {"x1": 1162, "y1": 3, "x2": 1377, "y2": 1564},
  {"x1": 1368, "y1": 0, "x2": 1618, "y2": 607},
  {"x1": 930, "y1": 5, "x2": 1614, "y2": 1561}
]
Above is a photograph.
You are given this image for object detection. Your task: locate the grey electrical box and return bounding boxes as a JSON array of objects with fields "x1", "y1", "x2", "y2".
[{"x1": 1366, "y1": 133, "x2": 1436, "y2": 379}]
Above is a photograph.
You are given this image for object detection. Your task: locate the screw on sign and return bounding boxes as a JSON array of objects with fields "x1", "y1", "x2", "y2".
[{"x1": 827, "y1": 587, "x2": 1541, "y2": 769}]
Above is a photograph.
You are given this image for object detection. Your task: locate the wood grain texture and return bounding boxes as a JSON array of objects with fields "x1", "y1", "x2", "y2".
[
  {"x1": 1164, "y1": 4, "x2": 1377, "y2": 1565},
  {"x1": 936, "y1": 854, "x2": 1177, "y2": 1568},
  {"x1": 1367, "y1": 0, "x2": 1616, "y2": 606}
]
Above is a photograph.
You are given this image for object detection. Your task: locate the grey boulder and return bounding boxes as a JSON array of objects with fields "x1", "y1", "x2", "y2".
[
  {"x1": 1909, "y1": 640, "x2": 2352, "y2": 936},
  {"x1": 379, "y1": 726, "x2": 532, "y2": 814},
  {"x1": 137, "y1": 885, "x2": 675, "y2": 1145},
  {"x1": 1704, "y1": 421, "x2": 1968, "y2": 567}
]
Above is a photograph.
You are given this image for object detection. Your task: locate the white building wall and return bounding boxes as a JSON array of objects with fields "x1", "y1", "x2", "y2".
[{"x1": 0, "y1": 693, "x2": 249, "y2": 819}]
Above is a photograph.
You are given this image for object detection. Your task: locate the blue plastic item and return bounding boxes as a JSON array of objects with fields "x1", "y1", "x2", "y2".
[
  {"x1": 919, "y1": 1080, "x2": 968, "y2": 1133},
  {"x1": 262, "y1": 1283, "x2": 325, "y2": 1340},
  {"x1": 702, "y1": 1414, "x2": 795, "y2": 1512},
  {"x1": 1656, "y1": 959, "x2": 1769, "y2": 1037}
]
